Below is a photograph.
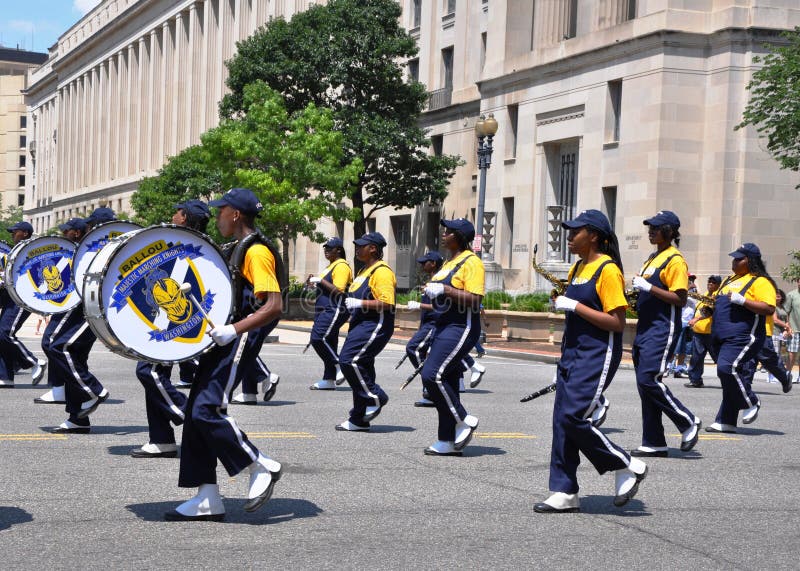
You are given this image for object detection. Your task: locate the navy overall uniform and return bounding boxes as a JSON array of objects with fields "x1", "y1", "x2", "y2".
[
  {"x1": 548, "y1": 257, "x2": 632, "y2": 495},
  {"x1": 310, "y1": 258, "x2": 352, "y2": 386},
  {"x1": 632, "y1": 247, "x2": 697, "y2": 452},
  {"x1": 686, "y1": 289, "x2": 719, "y2": 387},
  {"x1": 710, "y1": 273, "x2": 774, "y2": 430},
  {"x1": 757, "y1": 315, "x2": 792, "y2": 392},
  {"x1": 133, "y1": 362, "x2": 188, "y2": 455},
  {"x1": 338, "y1": 261, "x2": 396, "y2": 429},
  {"x1": 35, "y1": 311, "x2": 70, "y2": 403},
  {"x1": 420, "y1": 250, "x2": 483, "y2": 452},
  {"x1": 405, "y1": 291, "x2": 436, "y2": 370},
  {"x1": 0, "y1": 287, "x2": 40, "y2": 385},
  {"x1": 177, "y1": 233, "x2": 280, "y2": 490}
]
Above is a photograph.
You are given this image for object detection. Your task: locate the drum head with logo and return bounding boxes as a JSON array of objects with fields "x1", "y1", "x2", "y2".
[
  {"x1": 73, "y1": 221, "x2": 140, "y2": 298},
  {"x1": 3, "y1": 236, "x2": 80, "y2": 314},
  {"x1": 85, "y1": 225, "x2": 232, "y2": 363}
]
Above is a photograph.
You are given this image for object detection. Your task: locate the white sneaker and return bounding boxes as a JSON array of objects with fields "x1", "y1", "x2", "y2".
[
  {"x1": 310, "y1": 379, "x2": 337, "y2": 390},
  {"x1": 742, "y1": 401, "x2": 761, "y2": 425},
  {"x1": 335, "y1": 420, "x2": 370, "y2": 432},
  {"x1": 591, "y1": 399, "x2": 609, "y2": 428},
  {"x1": 232, "y1": 392, "x2": 258, "y2": 404},
  {"x1": 534, "y1": 492, "x2": 580, "y2": 513},
  {"x1": 614, "y1": 457, "x2": 647, "y2": 507},
  {"x1": 454, "y1": 414, "x2": 479, "y2": 450},
  {"x1": 680, "y1": 417, "x2": 701, "y2": 452},
  {"x1": 0, "y1": 379, "x2": 14, "y2": 388},
  {"x1": 244, "y1": 456, "x2": 282, "y2": 512},
  {"x1": 469, "y1": 364, "x2": 486, "y2": 388},
  {"x1": 335, "y1": 367, "x2": 346, "y2": 386},
  {"x1": 35, "y1": 385, "x2": 66, "y2": 403},
  {"x1": 77, "y1": 388, "x2": 109, "y2": 418},
  {"x1": 424, "y1": 440, "x2": 461, "y2": 456},
  {"x1": 171, "y1": 484, "x2": 225, "y2": 520},
  {"x1": 31, "y1": 359, "x2": 47, "y2": 385},
  {"x1": 131, "y1": 443, "x2": 178, "y2": 458},
  {"x1": 705, "y1": 422, "x2": 737, "y2": 433}
]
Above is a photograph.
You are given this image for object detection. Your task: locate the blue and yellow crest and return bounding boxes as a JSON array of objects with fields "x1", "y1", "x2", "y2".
[{"x1": 19, "y1": 244, "x2": 75, "y2": 306}]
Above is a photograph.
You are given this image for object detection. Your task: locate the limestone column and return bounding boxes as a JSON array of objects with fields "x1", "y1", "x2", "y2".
[
  {"x1": 161, "y1": 21, "x2": 174, "y2": 161},
  {"x1": 127, "y1": 43, "x2": 137, "y2": 176},
  {"x1": 109, "y1": 53, "x2": 119, "y2": 180},
  {"x1": 88, "y1": 68, "x2": 97, "y2": 188},
  {"x1": 533, "y1": 0, "x2": 573, "y2": 48},
  {"x1": 189, "y1": 1, "x2": 208, "y2": 142},
  {"x1": 206, "y1": 0, "x2": 220, "y2": 130},
  {"x1": 56, "y1": 87, "x2": 66, "y2": 196},
  {"x1": 596, "y1": 0, "x2": 631, "y2": 31},
  {"x1": 137, "y1": 36, "x2": 148, "y2": 173},
  {"x1": 148, "y1": 29, "x2": 162, "y2": 170},
  {"x1": 174, "y1": 11, "x2": 188, "y2": 153},
  {"x1": 78, "y1": 76, "x2": 87, "y2": 190}
]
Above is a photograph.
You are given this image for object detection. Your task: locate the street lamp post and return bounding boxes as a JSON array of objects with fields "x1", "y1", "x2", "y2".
[{"x1": 474, "y1": 113, "x2": 498, "y2": 260}]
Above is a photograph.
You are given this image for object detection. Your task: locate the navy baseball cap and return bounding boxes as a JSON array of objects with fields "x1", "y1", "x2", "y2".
[
  {"x1": 729, "y1": 243, "x2": 761, "y2": 259},
  {"x1": 324, "y1": 237, "x2": 344, "y2": 249},
  {"x1": 58, "y1": 218, "x2": 87, "y2": 232},
  {"x1": 7, "y1": 221, "x2": 33, "y2": 234},
  {"x1": 561, "y1": 209, "x2": 613, "y2": 236},
  {"x1": 84, "y1": 207, "x2": 116, "y2": 225},
  {"x1": 208, "y1": 188, "x2": 263, "y2": 216},
  {"x1": 416, "y1": 251, "x2": 444, "y2": 264},
  {"x1": 174, "y1": 199, "x2": 211, "y2": 219},
  {"x1": 708, "y1": 275, "x2": 722, "y2": 284},
  {"x1": 644, "y1": 210, "x2": 681, "y2": 227},
  {"x1": 353, "y1": 232, "x2": 387, "y2": 247},
  {"x1": 440, "y1": 218, "x2": 476, "y2": 242}
]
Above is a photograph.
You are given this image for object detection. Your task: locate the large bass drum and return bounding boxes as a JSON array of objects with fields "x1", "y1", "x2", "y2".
[
  {"x1": 3, "y1": 236, "x2": 81, "y2": 314},
  {"x1": 82, "y1": 224, "x2": 233, "y2": 364},
  {"x1": 0, "y1": 241, "x2": 11, "y2": 286},
  {"x1": 73, "y1": 220, "x2": 141, "y2": 299}
]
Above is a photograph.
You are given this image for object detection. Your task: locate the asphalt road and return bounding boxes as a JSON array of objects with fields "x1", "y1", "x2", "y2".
[{"x1": 1, "y1": 327, "x2": 798, "y2": 570}]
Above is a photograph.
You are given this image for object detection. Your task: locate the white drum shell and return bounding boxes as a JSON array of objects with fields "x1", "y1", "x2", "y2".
[
  {"x1": 83, "y1": 224, "x2": 233, "y2": 364},
  {"x1": 3, "y1": 236, "x2": 81, "y2": 314},
  {"x1": 73, "y1": 221, "x2": 141, "y2": 299}
]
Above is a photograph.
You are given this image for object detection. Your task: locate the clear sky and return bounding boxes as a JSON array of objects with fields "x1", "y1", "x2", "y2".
[{"x1": 0, "y1": 0, "x2": 101, "y2": 54}]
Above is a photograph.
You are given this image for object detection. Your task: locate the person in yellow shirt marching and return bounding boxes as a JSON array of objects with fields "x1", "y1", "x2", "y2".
[{"x1": 684, "y1": 275, "x2": 721, "y2": 388}]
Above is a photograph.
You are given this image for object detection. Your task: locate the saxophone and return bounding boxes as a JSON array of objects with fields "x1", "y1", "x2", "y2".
[
  {"x1": 531, "y1": 244, "x2": 566, "y2": 297},
  {"x1": 687, "y1": 290, "x2": 716, "y2": 317}
]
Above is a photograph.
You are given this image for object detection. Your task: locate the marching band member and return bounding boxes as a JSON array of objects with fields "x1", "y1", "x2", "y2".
[
  {"x1": 335, "y1": 232, "x2": 395, "y2": 432},
  {"x1": 48, "y1": 211, "x2": 112, "y2": 433},
  {"x1": 166, "y1": 188, "x2": 282, "y2": 521},
  {"x1": 307, "y1": 237, "x2": 352, "y2": 391},
  {"x1": 419, "y1": 219, "x2": 482, "y2": 457},
  {"x1": 130, "y1": 200, "x2": 210, "y2": 458},
  {"x1": 684, "y1": 275, "x2": 721, "y2": 388},
  {"x1": 534, "y1": 210, "x2": 646, "y2": 513},
  {"x1": 706, "y1": 243, "x2": 776, "y2": 433},
  {"x1": 0, "y1": 221, "x2": 47, "y2": 388},
  {"x1": 405, "y1": 251, "x2": 444, "y2": 407},
  {"x1": 630, "y1": 211, "x2": 700, "y2": 458},
  {"x1": 755, "y1": 302, "x2": 792, "y2": 392}
]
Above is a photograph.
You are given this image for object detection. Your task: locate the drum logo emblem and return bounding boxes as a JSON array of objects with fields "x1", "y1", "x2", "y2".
[
  {"x1": 110, "y1": 240, "x2": 212, "y2": 343},
  {"x1": 18, "y1": 245, "x2": 75, "y2": 305}
]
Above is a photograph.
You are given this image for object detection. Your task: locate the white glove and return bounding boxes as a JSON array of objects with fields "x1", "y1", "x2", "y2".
[
  {"x1": 309, "y1": 276, "x2": 321, "y2": 284},
  {"x1": 555, "y1": 296, "x2": 579, "y2": 312},
  {"x1": 209, "y1": 324, "x2": 238, "y2": 346},
  {"x1": 632, "y1": 276, "x2": 652, "y2": 292},
  {"x1": 424, "y1": 282, "x2": 445, "y2": 298},
  {"x1": 730, "y1": 292, "x2": 746, "y2": 306},
  {"x1": 407, "y1": 300, "x2": 421, "y2": 310},
  {"x1": 345, "y1": 298, "x2": 363, "y2": 310}
]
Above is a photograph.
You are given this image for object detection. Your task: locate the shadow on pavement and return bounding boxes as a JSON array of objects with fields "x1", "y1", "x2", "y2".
[
  {"x1": 127, "y1": 497, "x2": 323, "y2": 525},
  {"x1": 736, "y1": 427, "x2": 785, "y2": 436},
  {"x1": 370, "y1": 425, "x2": 415, "y2": 434},
  {"x1": 39, "y1": 425, "x2": 149, "y2": 435},
  {"x1": 598, "y1": 427, "x2": 625, "y2": 435},
  {"x1": 578, "y1": 495, "x2": 651, "y2": 516},
  {"x1": 0, "y1": 507, "x2": 33, "y2": 531},
  {"x1": 262, "y1": 400, "x2": 297, "y2": 406},
  {"x1": 107, "y1": 445, "x2": 145, "y2": 456},
  {"x1": 462, "y1": 445, "x2": 506, "y2": 457}
]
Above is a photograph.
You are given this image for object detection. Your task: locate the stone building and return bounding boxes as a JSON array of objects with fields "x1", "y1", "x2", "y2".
[
  {"x1": 24, "y1": 1, "x2": 800, "y2": 290},
  {"x1": 0, "y1": 47, "x2": 46, "y2": 215}
]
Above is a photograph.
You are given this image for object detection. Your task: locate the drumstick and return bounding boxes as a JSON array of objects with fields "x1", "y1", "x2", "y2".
[{"x1": 180, "y1": 282, "x2": 216, "y2": 329}]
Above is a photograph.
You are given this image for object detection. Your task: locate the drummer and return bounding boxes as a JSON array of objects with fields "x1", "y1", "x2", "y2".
[
  {"x1": 0, "y1": 221, "x2": 47, "y2": 388},
  {"x1": 166, "y1": 188, "x2": 283, "y2": 521},
  {"x1": 48, "y1": 210, "x2": 111, "y2": 433},
  {"x1": 130, "y1": 201, "x2": 212, "y2": 458}
]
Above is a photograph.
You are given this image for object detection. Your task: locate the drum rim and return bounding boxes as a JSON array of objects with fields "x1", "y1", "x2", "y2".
[
  {"x1": 83, "y1": 223, "x2": 233, "y2": 365},
  {"x1": 72, "y1": 220, "x2": 142, "y2": 299},
  {"x1": 3, "y1": 235, "x2": 80, "y2": 315}
]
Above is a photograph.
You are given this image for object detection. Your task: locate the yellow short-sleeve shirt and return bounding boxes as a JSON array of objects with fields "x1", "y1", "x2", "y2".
[
  {"x1": 691, "y1": 289, "x2": 715, "y2": 335},
  {"x1": 349, "y1": 262, "x2": 396, "y2": 305},
  {"x1": 322, "y1": 260, "x2": 352, "y2": 292},
  {"x1": 718, "y1": 274, "x2": 776, "y2": 307},
  {"x1": 242, "y1": 243, "x2": 280, "y2": 297},
  {"x1": 568, "y1": 255, "x2": 628, "y2": 313},
  {"x1": 431, "y1": 250, "x2": 485, "y2": 296},
  {"x1": 639, "y1": 246, "x2": 688, "y2": 292}
]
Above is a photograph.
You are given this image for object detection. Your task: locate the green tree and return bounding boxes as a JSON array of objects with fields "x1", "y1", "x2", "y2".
[
  {"x1": 221, "y1": 0, "x2": 462, "y2": 238},
  {"x1": 781, "y1": 251, "x2": 800, "y2": 282},
  {"x1": 0, "y1": 201, "x2": 22, "y2": 247},
  {"x1": 202, "y1": 81, "x2": 362, "y2": 279},
  {"x1": 738, "y1": 27, "x2": 800, "y2": 186}
]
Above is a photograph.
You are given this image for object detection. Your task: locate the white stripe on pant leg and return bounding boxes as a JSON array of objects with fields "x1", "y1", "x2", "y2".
[
  {"x1": 48, "y1": 311, "x2": 70, "y2": 346},
  {"x1": 63, "y1": 322, "x2": 99, "y2": 399},
  {"x1": 9, "y1": 308, "x2": 37, "y2": 366},
  {"x1": 216, "y1": 332, "x2": 258, "y2": 463},
  {"x1": 433, "y1": 313, "x2": 473, "y2": 423},
  {"x1": 319, "y1": 306, "x2": 343, "y2": 367},
  {"x1": 256, "y1": 357, "x2": 270, "y2": 377},
  {"x1": 149, "y1": 367, "x2": 185, "y2": 420},
  {"x1": 591, "y1": 425, "x2": 629, "y2": 465},
  {"x1": 350, "y1": 315, "x2": 385, "y2": 408},
  {"x1": 731, "y1": 317, "x2": 761, "y2": 409},
  {"x1": 413, "y1": 329, "x2": 434, "y2": 365},
  {"x1": 583, "y1": 332, "x2": 615, "y2": 420},
  {"x1": 657, "y1": 306, "x2": 677, "y2": 377}
]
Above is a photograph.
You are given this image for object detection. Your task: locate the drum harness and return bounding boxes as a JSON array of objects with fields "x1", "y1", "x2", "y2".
[{"x1": 225, "y1": 231, "x2": 288, "y2": 321}]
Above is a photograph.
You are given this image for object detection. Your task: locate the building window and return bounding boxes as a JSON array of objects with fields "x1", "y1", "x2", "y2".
[
  {"x1": 545, "y1": 143, "x2": 579, "y2": 262},
  {"x1": 366, "y1": 218, "x2": 377, "y2": 234},
  {"x1": 19, "y1": 155, "x2": 26, "y2": 168},
  {"x1": 480, "y1": 32, "x2": 487, "y2": 70},
  {"x1": 445, "y1": 0, "x2": 456, "y2": 15},
  {"x1": 19, "y1": 135, "x2": 26, "y2": 148},
  {"x1": 507, "y1": 104, "x2": 519, "y2": 159},
  {"x1": 20, "y1": 116, "x2": 27, "y2": 128},
  {"x1": 408, "y1": 58, "x2": 419, "y2": 82},
  {"x1": 626, "y1": 0, "x2": 637, "y2": 20},
  {"x1": 566, "y1": 0, "x2": 578, "y2": 39},
  {"x1": 431, "y1": 134, "x2": 443, "y2": 156},
  {"x1": 502, "y1": 197, "x2": 515, "y2": 268},
  {"x1": 19, "y1": 174, "x2": 26, "y2": 188},
  {"x1": 18, "y1": 194, "x2": 25, "y2": 206},
  {"x1": 441, "y1": 46, "x2": 454, "y2": 89},
  {"x1": 602, "y1": 187, "x2": 617, "y2": 231},
  {"x1": 412, "y1": 0, "x2": 421, "y2": 28},
  {"x1": 606, "y1": 79, "x2": 622, "y2": 143}
]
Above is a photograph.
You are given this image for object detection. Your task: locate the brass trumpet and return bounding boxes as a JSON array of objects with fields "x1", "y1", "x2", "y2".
[
  {"x1": 531, "y1": 244, "x2": 566, "y2": 298},
  {"x1": 687, "y1": 291, "x2": 715, "y2": 317},
  {"x1": 625, "y1": 288, "x2": 640, "y2": 312}
]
